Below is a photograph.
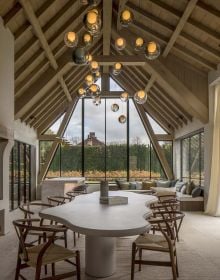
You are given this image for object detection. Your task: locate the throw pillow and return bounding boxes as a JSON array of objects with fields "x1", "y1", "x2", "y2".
[
  {"x1": 142, "y1": 181, "x2": 156, "y2": 190},
  {"x1": 191, "y1": 187, "x2": 202, "y2": 198},
  {"x1": 135, "y1": 181, "x2": 142, "y2": 190},
  {"x1": 170, "y1": 179, "x2": 178, "y2": 187},
  {"x1": 175, "y1": 181, "x2": 185, "y2": 192},
  {"x1": 186, "y1": 181, "x2": 196, "y2": 195},
  {"x1": 156, "y1": 180, "x2": 171, "y2": 188},
  {"x1": 118, "y1": 181, "x2": 130, "y2": 190},
  {"x1": 181, "y1": 185, "x2": 187, "y2": 194},
  {"x1": 129, "y1": 182, "x2": 137, "y2": 190},
  {"x1": 115, "y1": 179, "x2": 126, "y2": 188}
]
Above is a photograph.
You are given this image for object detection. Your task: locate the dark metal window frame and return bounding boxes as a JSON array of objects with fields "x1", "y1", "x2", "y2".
[
  {"x1": 10, "y1": 141, "x2": 32, "y2": 211},
  {"x1": 45, "y1": 98, "x2": 173, "y2": 181},
  {"x1": 180, "y1": 130, "x2": 204, "y2": 186}
]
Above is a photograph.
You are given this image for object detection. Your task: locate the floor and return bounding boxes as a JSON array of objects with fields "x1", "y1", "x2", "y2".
[{"x1": 1, "y1": 210, "x2": 220, "y2": 280}]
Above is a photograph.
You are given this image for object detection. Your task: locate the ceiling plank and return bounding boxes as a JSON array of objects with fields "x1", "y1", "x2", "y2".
[
  {"x1": 163, "y1": 0, "x2": 198, "y2": 57},
  {"x1": 19, "y1": 0, "x2": 58, "y2": 70},
  {"x1": 126, "y1": 2, "x2": 219, "y2": 65},
  {"x1": 3, "y1": 2, "x2": 22, "y2": 26},
  {"x1": 148, "y1": 0, "x2": 220, "y2": 44},
  {"x1": 196, "y1": 1, "x2": 220, "y2": 20},
  {"x1": 58, "y1": 77, "x2": 72, "y2": 102},
  {"x1": 103, "y1": 0, "x2": 113, "y2": 73}
]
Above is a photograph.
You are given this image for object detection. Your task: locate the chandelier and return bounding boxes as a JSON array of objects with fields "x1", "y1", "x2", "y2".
[{"x1": 63, "y1": 3, "x2": 159, "y2": 109}]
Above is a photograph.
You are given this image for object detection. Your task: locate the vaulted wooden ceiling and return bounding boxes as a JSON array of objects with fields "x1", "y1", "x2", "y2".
[{"x1": 0, "y1": 0, "x2": 219, "y2": 135}]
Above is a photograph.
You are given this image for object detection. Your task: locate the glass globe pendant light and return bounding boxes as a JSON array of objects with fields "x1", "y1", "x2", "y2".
[
  {"x1": 112, "y1": 62, "x2": 123, "y2": 75},
  {"x1": 85, "y1": 74, "x2": 95, "y2": 87},
  {"x1": 145, "y1": 41, "x2": 160, "y2": 60},
  {"x1": 78, "y1": 87, "x2": 87, "y2": 98},
  {"x1": 115, "y1": 37, "x2": 126, "y2": 51},
  {"x1": 88, "y1": 83, "x2": 101, "y2": 98},
  {"x1": 118, "y1": 115, "x2": 127, "y2": 124},
  {"x1": 120, "y1": 9, "x2": 134, "y2": 27},
  {"x1": 64, "y1": 31, "x2": 78, "y2": 48},
  {"x1": 72, "y1": 47, "x2": 87, "y2": 64},
  {"x1": 93, "y1": 71, "x2": 101, "y2": 82},
  {"x1": 85, "y1": 53, "x2": 93, "y2": 64},
  {"x1": 134, "y1": 90, "x2": 147, "y2": 104},
  {"x1": 82, "y1": 32, "x2": 93, "y2": 47},
  {"x1": 111, "y1": 103, "x2": 119, "y2": 112},
  {"x1": 134, "y1": 37, "x2": 144, "y2": 51},
  {"x1": 90, "y1": 60, "x2": 100, "y2": 73},
  {"x1": 84, "y1": 9, "x2": 101, "y2": 36},
  {"x1": 120, "y1": 92, "x2": 129, "y2": 102}
]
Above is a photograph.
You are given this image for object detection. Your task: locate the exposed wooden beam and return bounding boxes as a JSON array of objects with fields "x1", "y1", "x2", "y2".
[
  {"x1": 135, "y1": 103, "x2": 173, "y2": 180},
  {"x1": 3, "y1": 2, "x2": 22, "y2": 26},
  {"x1": 196, "y1": 1, "x2": 220, "y2": 20},
  {"x1": 112, "y1": 27, "x2": 209, "y2": 123},
  {"x1": 38, "y1": 97, "x2": 78, "y2": 182},
  {"x1": 38, "y1": 135, "x2": 57, "y2": 141},
  {"x1": 163, "y1": 0, "x2": 198, "y2": 57},
  {"x1": 148, "y1": 0, "x2": 220, "y2": 44},
  {"x1": 155, "y1": 134, "x2": 174, "y2": 141},
  {"x1": 145, "y1": 75, "x2": 156, "y2": 93},
  {"x1": 116, "y1": 0, "x2": 127, "y2": 30},
  {"x1": 15, "y1": 0, "x2": 55, "y2": 41},
  {"x1": 15, "y1": 50, "x2": 71, "y2": 119},
  {"x1": 125, "y1": 3, "x2": 218, "y2": 68},
  {"x1": 103, "y1": 0, "x2": 113, "y2": 73},
  {"x1": 58, "y1": 77, "x2": 72, "y2": 102},
  {"x1": 19, "y1": 0, "x2": 58, "y2": 70}
]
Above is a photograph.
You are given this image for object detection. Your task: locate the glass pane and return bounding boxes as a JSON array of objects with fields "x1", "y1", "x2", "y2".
[
  {"x1": 13, "y1": 143, "x2": 19, "y2": 209},
  {"x1": 129, "y1": 100, "x2": 150, "y2": 180},
  {"x1": 110, "y1": 77, "x2": 124, "y2": 91},
  {"x1": 200, "y1": 132, "x2": 204, "y2": 186},
  {"x1": 39, "y1": 141, "x2": 53, "y2": 173},
  {"x1": 190, "y1": 134, "x2": 200, "y2": 185},
  {"x1": 159, "y1": 141, "x2": 173, "y2": 172},
  {"x1": 84, "y1": 99, "x2": 105, "y2": 180},
  {"x1": 150, "y1": 144, "x2": 166, "y2": 179},
  {"x1": 61, "y1": 100, "x2": 82, "y2": 177},
  {"x1": 47, "y1": 145, "x2": 61, "y2": 178},
  {"x1": 147, "y1": 113, "x2": 168, "y2": 134},
  {"x1": 44, "y1": 114, "x2": 65, "y2": 135},
  {"x1": 9, "y1": 149, "x2": 13, "y2": 210},
  {"x1": 106, "y1": 99, "x2": 127, "y2": 180},
  {"x1": 19, "y1": 143, "x2": 25, "y2": 205},
  {"x1": 182, "y1": 138, "x2": 189, "y2": 183}
]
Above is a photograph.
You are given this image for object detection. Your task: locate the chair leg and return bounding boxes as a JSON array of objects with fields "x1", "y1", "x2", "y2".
[
  {"x1": 73, "y1": 232, "x2": 76, "y2": 247},
  {"x1": 15, "y1": 256, "x2": 21, "y2": 280},
  {"x1": 76, "y1": 250, "x2": 81, "y2": 280},
  {"x1": 52, "y1": 263, "x2": 55, "y2": 276},
  {"x1": 78, "y1": 232, "x2": 80, "y2": 238},
  {"x1": 174, "y1": 249, "x2": 179, "y2": 277},
  {"x1": 169, "y1": 249, "x2": 177, "y2": 280},
  {"x1": 64, "y1": 231, "x2": 68, "y2": 248},
  {"x1": 131, "y1": 242, "x2": 136, "y2": 280},
  {"x1": 35, "y1": 265, "x2": 41, "y2": 280},
  {"x1": 138, "y1": 249, "x2": 142, "y2": 271}
]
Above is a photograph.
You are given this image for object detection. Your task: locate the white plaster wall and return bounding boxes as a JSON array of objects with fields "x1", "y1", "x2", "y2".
[
  {"x1": 14, "y1": 119, "x2": 38, "y2": 145},
  {"x1": 0, "y1": 18, "x2": 14, "y2": 234}
]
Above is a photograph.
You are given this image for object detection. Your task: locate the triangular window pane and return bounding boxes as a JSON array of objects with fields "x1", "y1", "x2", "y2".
[
  {"x1": 147, "y1": 113, "x2": 168, "y2": 134},
  {"x1": 130, "y1": 100, "x2": 166, "y2": 179},
  {"x1": 110, "y1": 77, "x2": 124, "y2": 91},
  {"x1": 44, "y1": 114, "x2": 65, "y2": 135}
]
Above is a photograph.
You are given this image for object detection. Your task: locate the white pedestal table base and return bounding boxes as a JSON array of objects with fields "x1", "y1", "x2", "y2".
[{"x1": 85, "y1": 235, "x2": 116, "y2": 277}]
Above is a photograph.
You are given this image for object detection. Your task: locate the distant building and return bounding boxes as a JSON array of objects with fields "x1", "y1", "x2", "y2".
[{"x1": 79, "y1": 132, "x2": 104, "y2": 146}]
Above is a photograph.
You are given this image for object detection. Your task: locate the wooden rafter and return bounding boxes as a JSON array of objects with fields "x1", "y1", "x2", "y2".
[
  {"x1": 3, "y1": 2, "x2": 22, "y2": 26},
  {"x1": 134, "y1": 103, "x2": 173, "y2": 180},
  {"x1": 148, "y1": 0, "x2": 220, "y2": 44},
  {"x1": 163, "y1": 0, "x2": 198, "y2": 57},
  {"x1": 144, "y1": 75, "x2": 156, "y2": 94},
  {"x1": 103, "y1": 0, "x2": 113, "y2": 73}
]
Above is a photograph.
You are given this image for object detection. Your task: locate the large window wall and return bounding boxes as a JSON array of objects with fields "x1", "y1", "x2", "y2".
[
  {"x1": 9, "y1": 141, "x2": 32, "y2": 210},
  {"x1": 181, "y1": 130, "x2": 204, "y2": 186},
  {"x1": 42, "y1": 98, "x2": 173, "y2": 181}
]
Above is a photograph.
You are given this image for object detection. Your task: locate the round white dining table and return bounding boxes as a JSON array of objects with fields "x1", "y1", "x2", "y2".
[{"x1": 40, "y1": 191, "x2": 157, "y2": 278}]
